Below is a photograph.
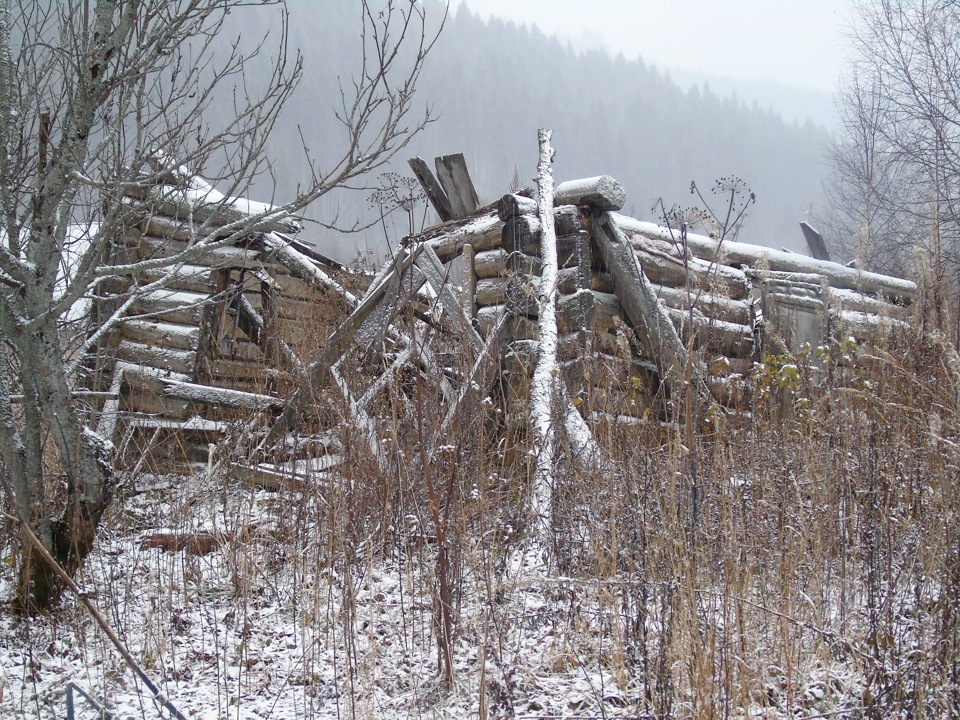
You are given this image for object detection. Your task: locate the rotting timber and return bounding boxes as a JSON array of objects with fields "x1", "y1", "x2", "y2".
[{"x1": 87, "y1": 152, "x2": 917, "y2": 483}]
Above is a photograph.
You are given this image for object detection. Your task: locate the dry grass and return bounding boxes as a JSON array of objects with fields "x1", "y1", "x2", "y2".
[{"x1": 3, "y1": 289, "x2": 959, "y2": 719}]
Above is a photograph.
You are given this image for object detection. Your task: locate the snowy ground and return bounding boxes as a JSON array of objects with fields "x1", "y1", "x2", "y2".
[{"x1": 0, "y1": 470, "x2": 909, "y2": 719}]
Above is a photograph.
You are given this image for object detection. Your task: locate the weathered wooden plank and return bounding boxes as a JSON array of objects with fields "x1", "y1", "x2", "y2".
[
  {"x1": 409, "y1": 156, "x2": 454, "y2": 222},
  {"x1": 800, "y1": 221, "x2": 832, "y2": 262},
  {"x1": 435, "y1": 153, "x2": 480, "y2": 219}
]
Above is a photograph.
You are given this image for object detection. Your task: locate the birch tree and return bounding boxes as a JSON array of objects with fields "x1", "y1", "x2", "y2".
[{"x1": 0, "y1": 0, "x2": 440, "y2": 612}]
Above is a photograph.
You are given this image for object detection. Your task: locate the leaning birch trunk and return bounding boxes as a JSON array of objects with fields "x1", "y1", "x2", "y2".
[{"x1": 529, "y1": 129, "x2": 560, "y2": 535}]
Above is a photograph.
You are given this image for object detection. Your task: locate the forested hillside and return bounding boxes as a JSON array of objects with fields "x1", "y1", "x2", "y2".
[{"x1": 221, "y1": 1, "x2": 832, "y2": 261}]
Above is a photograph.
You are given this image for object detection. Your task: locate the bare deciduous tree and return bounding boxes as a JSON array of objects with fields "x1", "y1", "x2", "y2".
[
  {"x1": 826, "y1": 0, "x2": 960, "y2": 315},
  {"x1": 0, "y1": 0, "x2": 441, "y2": 611}
]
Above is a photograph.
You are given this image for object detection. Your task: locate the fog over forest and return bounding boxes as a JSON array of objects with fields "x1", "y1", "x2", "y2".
[{"x1": 218, "y1": 0, "x2": 833, "y2": 263}]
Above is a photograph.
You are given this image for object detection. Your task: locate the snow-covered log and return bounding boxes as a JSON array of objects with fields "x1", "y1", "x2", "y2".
[
  {"x1": 631, "y1": 236, "x2": 752, "y2": 299},
  {"x1": 420, "y1": 211, "x2": 502, "y2": 263},
  {"x1": 159, "y1": 378, "x2": 284, "y2": 411},
  {"x1": 474, "y1": 248, "x2": 541, "y2": 279},
  {"x1": 554, "y1": 175, "x2": 625, "y2": 211},
  {"x1": 131, "y1": 172, "x2": 303, "y2": 234},
  {"x1": 497, "y1": 193, "x2": 538, "y2": 220},
  {"x1": 619, "y1": 215, "x2": 917, "y2": 302}
]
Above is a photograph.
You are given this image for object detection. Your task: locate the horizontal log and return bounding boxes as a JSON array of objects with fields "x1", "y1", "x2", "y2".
[
  {"x1": 651, "y1": 283, "x2": 752, "y2": 326},
  {"x1": 422, "y1": 212, "x2": 502, "y2": 263},
  {"x1": 120, "y1": 413, "x2": 226, "y2": 433},
  {"x1": 139, "y1": 236, "x2": 263, "y2": 269},
  {"x1": 765, "y1": 292, "x2": 825, "y2": 313},
  {"x1": 207, "y1": 358, "x2": 279, "y2": 386},
  {"x1": 618, "y1": 214, "x2": 916, "y2": 302},
  {"x1": 216, "y1": 338, "x2": 264, "y2": 363},
  {"x1": 830, "y1": 309, "x2": 910, "y2": 338},
  {"x1": 121, "y1": 387, "x2": 191, "y2": 418},
  {"x1": 752, "y1": 269, "x2": 828, "y2": 285},
  {"x1": 120, "y1": 319, "x2": 200, "y2": 351},
  {"x1": 632, "y1": 238, "x2": 751, "y2": 300},
  {"x1": 476, "y1": 305, "x2": 537, "y2": 341},
  {"x1": 140, "y1": 263, "x2": 215, "y2": 293},
  {"x1": 130, "y1": 288, "x2": 209, "y2": 325},
  {"x1": 133, "y1": 179, "x2": 302, "y2": 234},
  {"x1": 270, "y1": 270, "x2": 326, "y2": 301},
  {"x1": 555, "y1": 176, "x2": 626, "y2": 211},
  {"x1": 116, "y1": 361, "x2": 191, "y2": 393},
  {"x1": 160, "y1": 378, "x2": 284, "y2": 411},
  {"x1": 474, "y1": 249, "x2": 542, "y2": 279},
  {"x1": 828, "y1": 288, "x2": 909, "y2": 319},
  {"x1": 662, "y1": 307, "x2": 755, "y2": 358},
  {"x1": 475, "y1": 277, "x2": 509, "y2": 307},
  {"x1": 475, "y1": 270, "x2": 607, "y2": 307},
  {"x1": 141, "y1": 214, "x2": 232, "y2": 242},
  {"x1": 116, "y1": 339, "x2": 196, "y2": 375},
  {"x1": 762, "y1": 281, "x2": 823, "y2": 299}
]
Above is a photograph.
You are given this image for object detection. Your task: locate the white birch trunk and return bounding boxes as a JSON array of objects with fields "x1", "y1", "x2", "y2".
[{"x1": 529, "y1": 129, "x2": 560, "y2": 533}]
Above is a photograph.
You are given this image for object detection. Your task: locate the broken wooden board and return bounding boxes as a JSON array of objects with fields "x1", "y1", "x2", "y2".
[{"x1": 435, "y1": 153, "x2": 480, "y2": 219}]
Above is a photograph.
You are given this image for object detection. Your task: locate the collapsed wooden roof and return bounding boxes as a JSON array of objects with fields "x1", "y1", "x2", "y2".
[{"x1": 88, "y1": 154, "x2": 917, "y2": 480}]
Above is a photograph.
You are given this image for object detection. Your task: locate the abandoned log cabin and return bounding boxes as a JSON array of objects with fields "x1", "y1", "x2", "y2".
[{"x1": 86, "y1": 154, "x2": 917, "y2": 478}]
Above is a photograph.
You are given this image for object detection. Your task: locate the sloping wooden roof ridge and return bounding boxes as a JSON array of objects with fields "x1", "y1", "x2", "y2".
[{"x1": 90, "y1": 153, "x2": 917, "y2": 479}]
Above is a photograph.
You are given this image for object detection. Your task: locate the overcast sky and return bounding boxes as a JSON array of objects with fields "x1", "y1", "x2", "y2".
[{"x1": 451, "y1": 1, "x2": 856, "y2": 95}]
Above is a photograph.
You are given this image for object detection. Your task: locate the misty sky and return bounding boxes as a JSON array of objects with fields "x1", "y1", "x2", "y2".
[{"x1": 452, "y1": 1, "x2": 856, "y2": 95}]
